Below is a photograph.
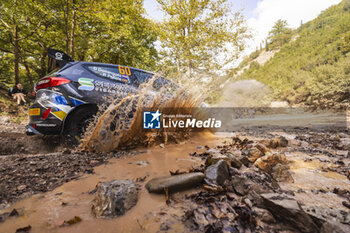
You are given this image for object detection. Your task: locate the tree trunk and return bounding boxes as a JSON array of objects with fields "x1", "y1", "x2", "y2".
[
  {"x1": 187, "y1": 59, "x2": 192, "y2": 79},
  {"x1": 23, "y1": 60, "x2": 33, "y2": 86},
  {"x1": 64, "y1": 0, "x2": 70, "y2": 54},
  {"x1": 69, "y1": 1, "x2": 76, "y2": 59},
  {"x1": 176, "y1": 56, "x2": 180, "y2": 73},
  {"x1": 14, "y1": 25, "x2": 19, "y2": 84}
]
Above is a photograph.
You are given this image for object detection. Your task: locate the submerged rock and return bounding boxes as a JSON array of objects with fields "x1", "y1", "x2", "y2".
[
  {"x1": 92, "y1": 180, "x2": 138, "y2": 218},
  {"x1": 205, "y1": 160, "x2": 229, "y2": 186},
  {"x1": 145, "y1": 172, "x2": 205, "y2": 193}
]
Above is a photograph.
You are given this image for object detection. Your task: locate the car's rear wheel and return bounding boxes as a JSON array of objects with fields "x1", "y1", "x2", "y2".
[{"x1": 64, "y1": 106, "x2": 97, "y2": 145}]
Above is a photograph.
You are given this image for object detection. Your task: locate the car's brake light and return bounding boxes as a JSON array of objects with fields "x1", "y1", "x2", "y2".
[
  {"x1": 41, "y1": 108, "x2": 52, "y2": 119},
  {"x1": 35, "y1": 77, "x2": 70, "y2": 91}
]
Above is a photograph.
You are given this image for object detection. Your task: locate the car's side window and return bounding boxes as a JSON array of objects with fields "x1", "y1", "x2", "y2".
[
  {"x1": 132, "y1": 70, "x2": 154, "y2": 84},
  {"x1": 85, "y1": 65, "x2": 131, "y2": 84}
]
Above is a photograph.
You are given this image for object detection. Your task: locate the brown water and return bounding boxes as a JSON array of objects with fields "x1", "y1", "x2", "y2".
[
  {"x1": 281, "y1": 152, "x2": 350, "y2": 211},
  {"x1": 0, "y1": 132, "x2": 219, "y2": 233}
]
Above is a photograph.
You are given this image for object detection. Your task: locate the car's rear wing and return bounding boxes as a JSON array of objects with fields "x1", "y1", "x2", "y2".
[{"x1": 47, "y1": 48, "x2": 74, "y2": 73}]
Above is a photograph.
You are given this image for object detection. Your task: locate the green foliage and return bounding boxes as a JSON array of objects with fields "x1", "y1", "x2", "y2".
[
  {"x1": 238, "y1": 1, "x2": 350, "y2": 109},
  {"x1": 156, "y1": 0, "x2": 250, "y2": 78},
  {"x1": 344, "y1": 0, "x2": 350, "y2": 11},
  {"x1": 268, "y1": 19, "x2": 292, "y2": 49},
  {"x1": 249, "y1": 50, "x2": 260, "y2": 60},
  {"x1": 0, "y1": 0, "x2": 158, "y2": 90}
]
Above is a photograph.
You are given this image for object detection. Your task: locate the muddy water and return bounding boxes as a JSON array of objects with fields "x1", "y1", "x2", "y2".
[
  {"x1": 0, "y1": 133, "x2": 219, "y2": 233},
  {"x1": 281, "y1": 152, "x2": 350, "y2": 211}
]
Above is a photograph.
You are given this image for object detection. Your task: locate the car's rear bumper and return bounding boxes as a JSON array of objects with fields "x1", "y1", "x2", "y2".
[
  {"x1": 26, "y1": 125, "x2": 43, "y2": 135},
  {"x1": 28, "y1": 101, "x2": 64, "y2": 135}
]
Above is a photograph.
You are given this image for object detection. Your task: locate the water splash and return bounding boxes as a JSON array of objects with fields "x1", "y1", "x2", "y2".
[{"x1": 79, "y1": 75, "x2": 204, "y2": 153}]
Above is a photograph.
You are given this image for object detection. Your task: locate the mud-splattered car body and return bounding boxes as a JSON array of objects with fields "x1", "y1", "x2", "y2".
[{"x1": 26, "y1": 48, "x2": 160, "y2": 136}]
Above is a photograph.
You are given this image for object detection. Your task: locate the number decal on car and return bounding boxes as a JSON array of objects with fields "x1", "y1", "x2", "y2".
[{"x1": 118, "y1": 66, "x2": 131, "y2": 76}]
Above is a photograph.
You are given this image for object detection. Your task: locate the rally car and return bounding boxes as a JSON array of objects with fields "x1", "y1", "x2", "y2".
[{"x1": 26, "y1": 48, "x2": 162, "y2": 139}]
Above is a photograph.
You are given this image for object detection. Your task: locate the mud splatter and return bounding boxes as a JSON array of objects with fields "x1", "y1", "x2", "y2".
[{"x1": 80, "y1": 76, "x2": 204, "y2": 153}]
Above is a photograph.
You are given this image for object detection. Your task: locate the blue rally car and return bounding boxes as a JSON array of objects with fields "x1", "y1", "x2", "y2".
[{"x1": 26, "y1": 48, "x2": 159, "y2": 138}]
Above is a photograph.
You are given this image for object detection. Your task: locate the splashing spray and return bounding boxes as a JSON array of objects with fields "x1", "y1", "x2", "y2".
[{"x1": 79, "y1": 75, "x2": 205, "y2": 153}]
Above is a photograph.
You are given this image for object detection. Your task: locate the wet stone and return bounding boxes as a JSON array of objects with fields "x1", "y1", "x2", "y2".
[
  {"x1": 246, "y1": 147, "x2": 264, "y2": 163},
  {"x1": 145, "y1": 172, "x2": 205, "y2": 193},
  {"x1": 92, "y1": 180, "x2": 138, "y2": 218},
  {"x1": 261, "y1": 193, "x2": 320, "y2": 233},
  {"x1": 254, "y1": 153, "x2": 288, "y2": 173},
  {"x1": 271, "y1": 164, "x2": 294, "y2": 183},
  {"x1": 205, "y1": 160, "x2": 229, "y2": 186},
  {"x1": 205, "y1": 154, "x2": 231, "y2": 167}
]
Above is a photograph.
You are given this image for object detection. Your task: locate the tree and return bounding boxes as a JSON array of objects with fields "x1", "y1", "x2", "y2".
[
  {"x1": 88, "y1": 0, "x2": 158, "y2": 70},
  {"x1": 0, "y1": 0, "x2": 158, "y2": 88},
  {"x1": 268, "y1": 19, "x2": 292, "y2": 48},
  {"x1": 0, "y1": 0, "x2": 47, "y2": 84},
  {"x1": 157, "y1": 0, "x2": 250, "y2": 79}
]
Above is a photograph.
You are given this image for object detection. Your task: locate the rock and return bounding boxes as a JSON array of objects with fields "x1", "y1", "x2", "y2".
[
  {"x1": 342, "y1": 201, "x2": 350, "y2": 209},
  {"x1": 339, "y1": 138, "x2": 350, "y2": 150},
  {"x1": 145, "y1": 172, "x2": 205, "y2": 193},
  {"x1": 255, "y1": 143, "x2": 270, "y2": 154},
  {"x1": 205, "y1": 160, "x2": 229, "y2": 186},
  {"x1": 230, "y1": 157, "x2": 242, "y2": 169},
  {"x1": 17, "y1": 185, "x2": 27, "y2": 191},
  {"x1": 264, "y1": 136, "x2": 288, "y2": 148},
  {"x1": 92, "y1": 180, "x2": 138, "y2": 218},
  {"x1": 0, "y1": 116, "x2": 11, "y2": 125},
  {"x1": 239, "y1": 156, "x2": 250, "y2": 166},
  {"x1": 15, "y1": 225, "x2": 31, "y2": 233},
  {"x1": 254, "y1": 153, "x2": 288, "y2": 172},
  {"x1": 232, "y1": 176, "x2": 271, "y2": 196},
  {"x1": 136, "y1": 160, "x2": 149, "y2": 166},
  {"x1": 289, "y1": 139, "x2": 301, "y2": 147},
  {"x1": 261, "y1": 193, "x2": 320, "y2": 233},
  {"x1": 300, "y1": 141, "x2": 309, "y2": 148},
  {"x1": 225, "y1": 153, "x2": 242, "y2": 168},
  {"x1": 159, "y1": 143, "x2": 165, "y2": 148},
  {"x1": 245, "y1": 147, "x2": 265, "y2": 163},
  {"x1": 320, "y1": 220, "x2": 350, "y2": 233},
  {"x1": 205, "y1": 154, "x2": 231, "y2": 167},
  {"x1": 252, "y1": 207, "x2": 275, "y2": 223},
  {"x1": 271, "y1": 164, "x2": 294, "y2": 182},
  {"x1": 206, "y1": 148, "x2": 218, "y2": 154}
]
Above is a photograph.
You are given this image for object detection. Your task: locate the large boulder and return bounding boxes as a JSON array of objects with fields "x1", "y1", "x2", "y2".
[
  {"x1": 205, "y1": 160, "x2": 229, "y2": 186},
  {"x1": 92, "y1": 180, "x2": 138, "y2": 218},
  {"x1": 261, "y1": 193, "x2": 320, "y2": 233},
  {"x1": 145, "y1": 172, "x2": 205, "y2": 193}
]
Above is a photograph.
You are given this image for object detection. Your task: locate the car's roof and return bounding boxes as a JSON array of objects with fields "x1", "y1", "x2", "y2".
[{"x1": 76, "y1": 61, "x2": 155, "y2": 75}]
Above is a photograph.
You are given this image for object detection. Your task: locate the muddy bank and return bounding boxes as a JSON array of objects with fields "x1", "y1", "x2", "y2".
[{"x1": 0, "y1": 151, "x2": 130, "y2": 209}]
